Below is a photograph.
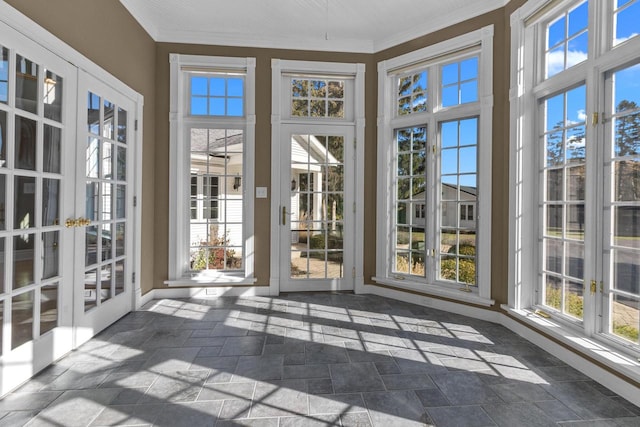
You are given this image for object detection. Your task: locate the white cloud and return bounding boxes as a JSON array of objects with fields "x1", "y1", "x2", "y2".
[
  {"x1": 577, "y1": 109, "x2": 587, "y2": 121},
  {"x1": 614, "y1": 32, "x2": 638, "y2": 46},
  {"x1": 546, "y1": 49, "x2": 587, "y2": 77}
]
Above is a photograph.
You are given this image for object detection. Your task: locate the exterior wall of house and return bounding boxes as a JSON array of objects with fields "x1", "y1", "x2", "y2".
[{"x1": 4, "y1": 0, "x2": 158, "y2": 294}]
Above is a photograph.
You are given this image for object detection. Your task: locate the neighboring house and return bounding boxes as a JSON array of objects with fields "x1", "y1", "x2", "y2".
[{"x1": 411, "y1": 184, "x2": 476, "y2": 229}]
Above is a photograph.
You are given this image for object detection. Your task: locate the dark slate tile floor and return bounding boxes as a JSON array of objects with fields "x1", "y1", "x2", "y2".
[{"x1": 1, "y1": 292, "x2": 638, "y2": 426}]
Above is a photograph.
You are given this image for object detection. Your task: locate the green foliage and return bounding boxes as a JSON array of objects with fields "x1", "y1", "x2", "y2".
[
  {"x1": 544, "y1": 287, "x2": 583, "y2": 319},
  {"x1": 191, "y1": 231, "x2": 241, "y2": 271},
  {"x1": 309, "y1": 233, "x2": 342, "y2": 250},
  {"x1": 448, "y1": 244, "x2": 476, "y2": 256},
  {"x1": 440, "y1": 257, "x2": 476, "y2": 285},
  {"x1": 613, "y1": 323, "x2": 639, "y2": 342}
]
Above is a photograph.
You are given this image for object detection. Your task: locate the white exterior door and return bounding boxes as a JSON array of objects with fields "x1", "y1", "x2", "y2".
[
  {"x1": 73, "y1": 72, "x2": 136, "y2": 347},
  {"x1": 279, "y1": 124, "x2": 355, "y2": 292}
]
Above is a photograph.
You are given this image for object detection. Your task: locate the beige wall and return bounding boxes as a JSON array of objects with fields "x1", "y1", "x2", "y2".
[{"x1": 5, "y1": 0, "x2": 158, "y2": 294}]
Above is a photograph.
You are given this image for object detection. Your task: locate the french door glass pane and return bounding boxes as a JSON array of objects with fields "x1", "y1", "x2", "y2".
[
  {"x1": 290, "y1": 134, "x2": 344, "y2": 279},
  {"x1": 15, "y1": 55, "x2": 38, "y2": 114},
  {"x1": 13, "y1": 234, "x2": 34, "y2": 289},
  {"x1": 43, "y1": 70, "x2": 63, "y2": 122},
  {"x1": 0, "y1": 111, "x2": 7, "y2": 167},
  {"x1": 42, "y1": 231, "x2": 59, "y2": 280},
  {"x1": 40, "y1": 283, "x2": 58, "y2": 336},
  {"x1": 15, "y1": 116, "x2": 37, "y2": 171},
  {"x1": 14, "y1": 176, "x2": 35, "y2": 229},
  {"x1": 42, "y1": 178, "x2": 59, "y2": 227},
  {"x1": 43, "y1": 125, "x2": 61, "y2": 173},
  {"x1": 0, "y1": 47, "x2": 7, "y2": 104},
  {"x1": 0, "y1": 174, "x2": 5, "y2": 230},
  {"x1": 12, "y1": 291, "x2": 33, "y2": 349}
]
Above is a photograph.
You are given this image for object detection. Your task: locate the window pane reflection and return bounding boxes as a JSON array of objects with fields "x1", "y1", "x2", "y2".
[
  {"x1": 15, "y1": 176, "x2": 35, "y2": 229},
  {"x1": 12, "y1": 291, "x2": 33, "y2": 349},
  {"x1": 43, "y1": 70, "x2": 63, "y2": 122},
  {"x1": 13, "y1": 234, "x2": 34, "y2": 289},
  {"x1": 43, "y1": 125, "x2": 62, "y2": 174},
  {"x1": 40, "y1": 284, "x2": 58, "y2": 336},
  {"x1": 42, "y1": 231, "x2": 59, "y2": 280},
  {"x1": 15, "y1": 55, "x2": 38, "y2": 114},
  {"x1": 15, "y1": 116, "x2": 37, "y2": 171}
]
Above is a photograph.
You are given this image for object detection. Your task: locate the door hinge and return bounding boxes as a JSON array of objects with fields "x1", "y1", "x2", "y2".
[
  {"x1": 135, "y1": 119, "x2": 138, "y2": 131},
  {"x1": 352, "y1": 267, "x2": 356, "y2": 278},
  {"x1": 133, "y1": 196, "x2": 137, "y2": 207},
  {"x1": 590, "y1": 279, "x2": 597, "y2": 295},
  {"x1": 592, "y1": 112, "x2": 599, "y2": 126},
  {"x1": 353, "y1": 202, "x2": 356, "y2": 213},
  {"x1": 132, "y1": 272, "x2": 136, "y2": 283},
  {"x1": 432, "y1": 145, "x2": 436, "y2": 154}
]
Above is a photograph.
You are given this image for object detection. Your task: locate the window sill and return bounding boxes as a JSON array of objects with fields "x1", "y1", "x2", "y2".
[
  {"x1": 165, "y1": 272, "x2": 257, "y2": 287},
  {"x1": 371, "y1": 276, "x2": 495, "y2": 307},
  {"x1": 501, "y1": 305, "x2": 640, "y2": 385}
]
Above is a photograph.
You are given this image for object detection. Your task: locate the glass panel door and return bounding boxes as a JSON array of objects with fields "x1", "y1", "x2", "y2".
[
  {"x1": 281, "y1": 126, "x2": 354, "y2": 292},
  {"x1": 0, "y1": 26, "x2": 76, "y2": 395},
  {"x1": 73, "y1": 71, "x2": 134, "y2": 346}
]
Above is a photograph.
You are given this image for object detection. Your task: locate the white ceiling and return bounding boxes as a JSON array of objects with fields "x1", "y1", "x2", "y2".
[{"x1": 119, "y1": 0, "x2": 508, "y2": 53}]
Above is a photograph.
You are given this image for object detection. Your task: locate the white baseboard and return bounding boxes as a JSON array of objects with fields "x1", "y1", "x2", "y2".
[{"x1": 141, "y1": 286, "x2": 271, "y2": 302}]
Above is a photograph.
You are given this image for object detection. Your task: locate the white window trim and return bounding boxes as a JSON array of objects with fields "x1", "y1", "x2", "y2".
[
  {"x1": 270, "y1": 59, "x2": 366, "y2": 296},
  {"x1": 508, "y1": 0, "x2": 640, "y2": 382},
  {"x1": 167, "y1": 54, "x2": 256, "y2": 286},
  {"x1": 373, "y1": 25, "x2": 494, "y2": 306}
]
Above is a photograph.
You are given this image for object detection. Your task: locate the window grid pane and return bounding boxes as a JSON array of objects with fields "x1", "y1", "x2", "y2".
[
  {"x1": 190, "y1": 75, "x2": 244, "y2": 117},
  {"x1": 545, "y1": 1, "x2": 588, "y2": 79},
  {"x1": 540, "y1": 86, "x2": 586, "y2": 320},
  {"x1": 189, "y1": 129, "x2": 243, "y2": 271},
  {"x1": 608, "y1": 64, "x2": 640, "y2": 344},
  {"x1": 291, "y1": 78, "x2": 345, "y2": 118},
  {"x1": 397, "y1": 71, "x2": 427, "y2": 116},
  {"x1": 441, "y1": 57, "x2": 478, "y2": 107},
  {"x1": 393, "y1": 127, "x2": 427, "y2": 278},
  {"x1": 438, "y1": 118, "x2": 478, "y2": 286}
]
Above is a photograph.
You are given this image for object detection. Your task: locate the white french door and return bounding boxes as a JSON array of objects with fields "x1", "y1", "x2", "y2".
[
  {"x1": 0, "y1": 22, "x2": 76, "y2": 394},
  {"x1": 72, "y1": 73, "x2": 136, "y2": 347},
  {"x1": 279, "y1": 124, "x2": 355, "y2": 292},
  {"x1": 0, "y1": 15, "x2": 140, "y2": 395}
]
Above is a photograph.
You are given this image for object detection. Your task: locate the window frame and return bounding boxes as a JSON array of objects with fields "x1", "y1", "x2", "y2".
[
  {"x1": 374, "y1": 26, "x2": 494, "y2": 306},
  {"x1": 509, "y1": 0, "x2": 640, "y2": 366},
  {"x1": 167, "y1": 54, "x2": 256, "y2": 285}
]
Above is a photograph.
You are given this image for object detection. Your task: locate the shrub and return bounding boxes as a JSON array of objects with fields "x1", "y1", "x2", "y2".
[
  {"x1": 191, "y1": 231, "x2": 241, "y2": 270},
  {"x1": 448, "y1": 244, "x2": 476, "y2": 256},
  {"x1": 544, "y1": 287, "x2": 583, "y2": 319},
  {"x1": 440, "y1": 257, "x2": 476, "y2": 285}
]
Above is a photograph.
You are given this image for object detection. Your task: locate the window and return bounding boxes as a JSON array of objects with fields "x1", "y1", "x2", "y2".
[
  {"x1": 510, "y1": 0, "x2": 640, "y2": 358},
  {"x1": 291, "y1": 78, "x2": 345, "y2": 118},
  {"x1": 168, "y1": 55, "x2": 255, "y2": 284},
  {"x1": 375, "y1": 26, "x2": 494, "y2": 305}
]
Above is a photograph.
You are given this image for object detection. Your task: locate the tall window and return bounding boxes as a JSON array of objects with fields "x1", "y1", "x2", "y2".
[
  {"x1": 511, "y1": 0, "x2": 640, "y2": 355},
  {"x1": 168, "y1": 55, "x2": 255, "y2": 284},
  {"x1": 376, "y1": 26, "x2": 494, "y2": 304}
]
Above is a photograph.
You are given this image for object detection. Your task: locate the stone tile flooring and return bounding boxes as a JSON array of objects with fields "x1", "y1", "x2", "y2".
[{"x1": 1, "y1": 293, "x2": 639, "y2": 426}]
